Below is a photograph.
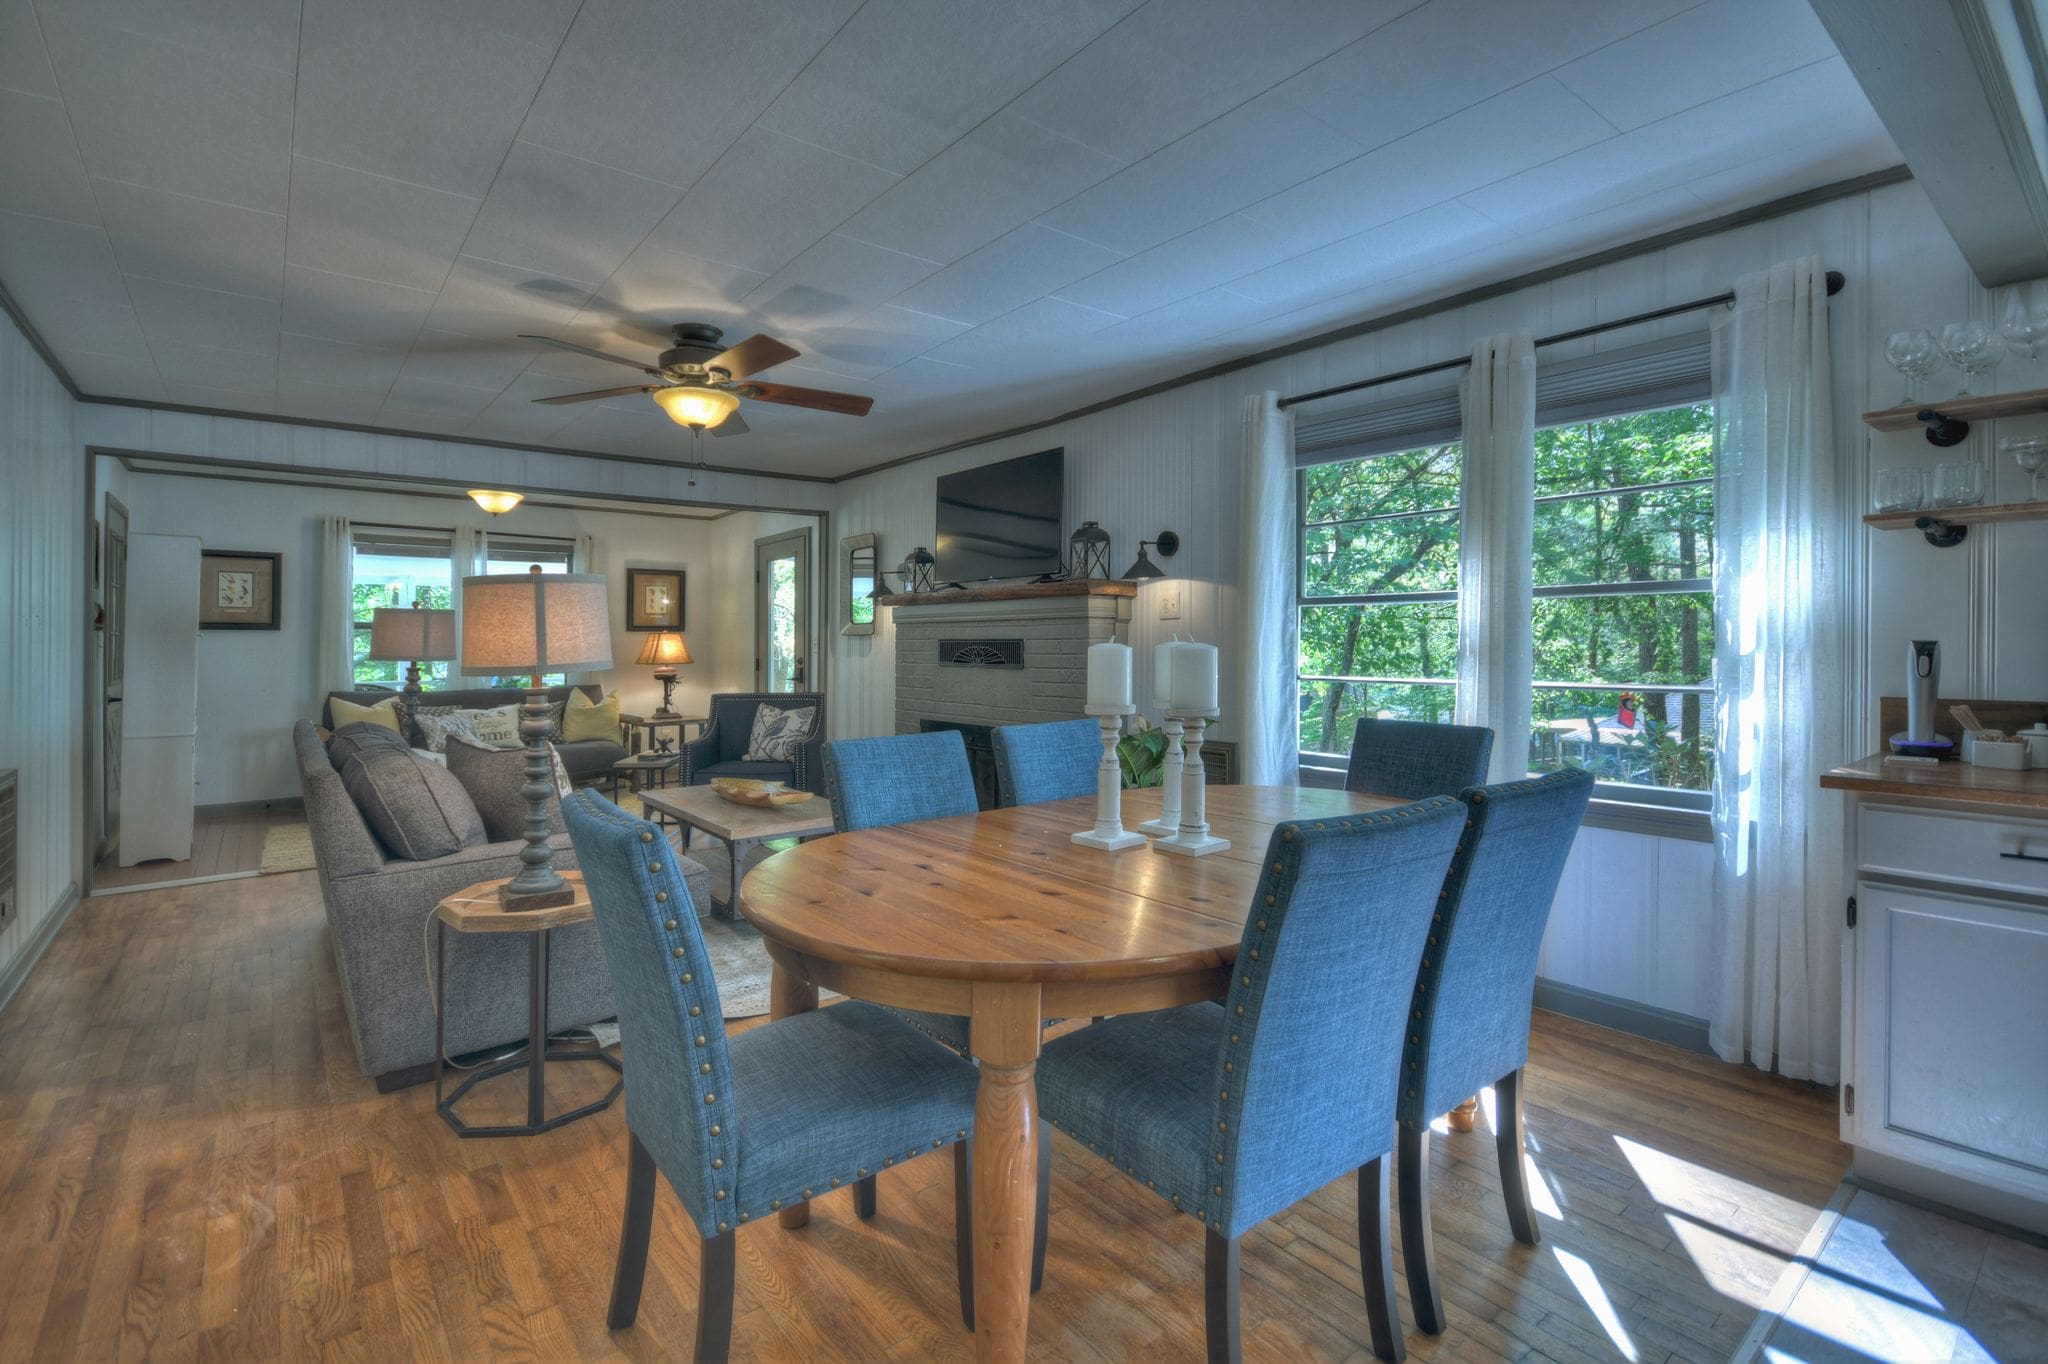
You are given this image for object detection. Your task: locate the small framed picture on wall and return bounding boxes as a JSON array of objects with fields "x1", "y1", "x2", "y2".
[
  {"x1": 625, "y1": 566, "x2": 686, "y2": 631},
  {"x1": 199, "y1": 549, "x2": 281, "y2": 630}
]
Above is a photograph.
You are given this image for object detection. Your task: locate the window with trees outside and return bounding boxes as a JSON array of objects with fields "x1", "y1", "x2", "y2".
[
  {"x1": 1298, "y1": 399, "x2": 1715, "y2": 802},
  {"x1": 350, "y1": 529, "x2": 579, "y2": 688},
  {"x1": 351, "y1": 527, "x2": 452, "y2": 686}
]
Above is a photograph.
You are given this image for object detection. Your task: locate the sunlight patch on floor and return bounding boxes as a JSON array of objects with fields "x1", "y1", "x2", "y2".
[
  {"x1": 1554, "y1": 1246, "x2": 1641, "y2": 1362},
  {"x1": 1616, "y1": 1133, "x2": 1816, "y2": 1311}
]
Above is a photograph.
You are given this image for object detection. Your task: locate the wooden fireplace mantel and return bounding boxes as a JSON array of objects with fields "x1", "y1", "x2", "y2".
[{"x1": 874, "y1": 580, "x2": 1136, "y2": 608}]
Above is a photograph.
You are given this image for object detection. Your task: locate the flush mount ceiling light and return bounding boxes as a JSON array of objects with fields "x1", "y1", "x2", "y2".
[
  {"x1": 651, "y1": 384, "x2": 742, "y2": 430},
  {"x1": 468, "y1": 489, "x2": 523, "y2": 515}
]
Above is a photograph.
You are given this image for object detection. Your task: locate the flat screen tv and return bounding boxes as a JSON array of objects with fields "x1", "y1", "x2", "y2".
[{"x1": 934, "y1": 448, "x2": 1065, "y2": 583}]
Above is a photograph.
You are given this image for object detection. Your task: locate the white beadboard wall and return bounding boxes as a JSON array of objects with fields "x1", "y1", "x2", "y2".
[
  {"x1": 112, "y1": 465, "x2": 820, "y2": 805},
  {"x1": 0, "y1": 312, "x2": 83, "y2": 1000},
  {"x1": 828, "y1": 175, "x2": 2048, "y2": 1025},
  {"x1": 75, "y1": 403, "x2": 837, "y2": 517}
]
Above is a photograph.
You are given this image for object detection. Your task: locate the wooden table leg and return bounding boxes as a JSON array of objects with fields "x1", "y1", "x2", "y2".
[
  {"x1": 970, "y1": 982, "x2": 1043, "y2": 1363},
  {"x1": 1447, "y1": 1096, "x2": 1479, "y2": 1133},
  {"x1": 771, "y1": 963, "x2": 819, "y2": 1229}
]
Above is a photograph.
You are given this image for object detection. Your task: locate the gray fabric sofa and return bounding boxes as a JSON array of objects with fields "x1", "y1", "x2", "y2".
[
  {"x1": 321, "y1": 683, "x2": 629, "y2": 783},
  {"x1": 293, "y1": 720, "x2": 710, "y2": 1085}
]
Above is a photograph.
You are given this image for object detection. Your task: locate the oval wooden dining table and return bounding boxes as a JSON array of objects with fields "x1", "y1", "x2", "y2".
[{"x1": 738, "y1": 783, "x2": 1403, "y2": 1362}]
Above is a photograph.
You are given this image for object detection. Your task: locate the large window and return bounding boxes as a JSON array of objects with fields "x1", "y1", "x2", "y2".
[
  {"x1": 351, "y1": 527, "x2": 452, "y2": 686},
  {"x1": 349, "y1": 528, "x2": 578, "y2": 688},
  {"x1": 1296, "y1": 399, "x2": 1715, "y2": 799}
]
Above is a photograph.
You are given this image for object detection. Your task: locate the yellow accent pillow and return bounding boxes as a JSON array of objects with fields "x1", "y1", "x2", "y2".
[
  {"x1": 330, "y1": 695, "x2": 402, "y2": 733},
  {"x1": 562, "y1": 689, "x2": 622, "y2": 744}
]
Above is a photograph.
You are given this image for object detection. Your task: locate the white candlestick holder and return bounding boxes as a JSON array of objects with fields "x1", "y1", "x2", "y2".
[
  {"x1": 1154, "y1": 709, "x2": 1230, "y2": 857},
  {"x1": 1137, "y1": 715, "x2": 1184, "y2": 836},
  {"x1": 1072, "y1": 706, "x2": 1146, "y2": 851}
]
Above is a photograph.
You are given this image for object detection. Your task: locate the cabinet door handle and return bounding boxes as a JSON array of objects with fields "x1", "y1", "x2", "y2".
[{"x1": 1998, "y1": 849, "x2": 2048, "y2": 863}]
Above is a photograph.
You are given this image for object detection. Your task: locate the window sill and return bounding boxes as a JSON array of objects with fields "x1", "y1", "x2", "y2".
[{"x1": 1295, "y1": 764, "x2": 1712, "y2": 842}]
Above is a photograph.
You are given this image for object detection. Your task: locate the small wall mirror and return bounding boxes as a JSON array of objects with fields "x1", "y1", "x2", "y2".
[{"x1": 843, "y1": 532, "x2": 878, "y2": 637}]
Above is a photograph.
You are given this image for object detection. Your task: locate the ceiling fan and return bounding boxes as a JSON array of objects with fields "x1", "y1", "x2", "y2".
[{"x1": 520, "y1": 322, "x2": 875, "y2": 435}]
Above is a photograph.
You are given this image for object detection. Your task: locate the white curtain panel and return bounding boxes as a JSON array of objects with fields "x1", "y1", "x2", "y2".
[
  {"x1": 573, "y1": 531, "x2": 601, "y2": 683},
  {"x1": 316, "y1": 514, "x2": 353, "y2": 698},
  {"x1": 1455, "y1": 333, "x2": 1536, "y2": 782},
  {"x1": 449, "y1": 525, "x2": 487, "y2": 686},
  {"x1": 1238, "y1": 390, "x2": 1299, "y2": 785},
  {"x1": 1708, "y1": 256, "x2": 1844, "y2": 1084}
]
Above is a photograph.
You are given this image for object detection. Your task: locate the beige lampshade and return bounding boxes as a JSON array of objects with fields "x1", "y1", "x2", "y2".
[
  {"x1": 367, "y1": 607, "x2": 456, "y2": 661},
  {"x1": 634, "y1": 630, "x2": 693, "y2": 667},
  {"x1": 460, "y1": 572, "x2": 613, "y2": 674}
]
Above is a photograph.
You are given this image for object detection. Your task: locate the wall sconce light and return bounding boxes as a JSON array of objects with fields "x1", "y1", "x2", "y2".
[{"x1": 1122, "y1": 530, "x2": 1181, "y2": 581}]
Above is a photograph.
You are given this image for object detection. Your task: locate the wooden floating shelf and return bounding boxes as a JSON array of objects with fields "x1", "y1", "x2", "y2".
[
  {"x1": 1864, "y1": 499, "x2": 2048, "y2": 529},
  {"x1": 1863, "y1": 385, "x2": 2048, "y2": 431}
]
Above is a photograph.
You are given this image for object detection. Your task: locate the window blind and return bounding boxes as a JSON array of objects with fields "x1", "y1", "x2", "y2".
[{"x1": 1292, "y1": 331, "x2": 1712, "y2": 466}]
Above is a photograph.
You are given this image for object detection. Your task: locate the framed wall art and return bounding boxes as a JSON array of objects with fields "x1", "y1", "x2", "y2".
[
  {"x1": 625, "y1": 566, "x2": 686, "y2": 631},
  {"x1": 199, "y1": 549, "x2": 281, "y2": 630}
]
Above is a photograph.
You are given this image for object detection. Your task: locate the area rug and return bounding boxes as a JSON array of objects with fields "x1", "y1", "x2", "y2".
[
  {"x1": 258, "y1": 822, "x2": 317, "y2": 875},
  {"x1": 700, "y1": 915, "x2": 777, "y2": 1019}
]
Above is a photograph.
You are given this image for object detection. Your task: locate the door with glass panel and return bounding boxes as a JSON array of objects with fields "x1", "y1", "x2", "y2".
[{"x1": 754, "y1": 531, "x2": 811, "y2": 692}]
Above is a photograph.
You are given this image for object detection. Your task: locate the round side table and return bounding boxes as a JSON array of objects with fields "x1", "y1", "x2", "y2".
[{"x1": 433, "y1": 871, "x2": 622, "y2": 1138}]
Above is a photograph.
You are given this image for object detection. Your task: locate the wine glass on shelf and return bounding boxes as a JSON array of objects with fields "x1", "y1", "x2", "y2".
[
  {"x1": 2002, "y1": 435, "x2": 2048, "y2": 504},
  {"x1": 1938, "y1": 321, "x2": 2005, "y2": 397},
  {"x1": 1883, "y1": 329, "x2": 1941, "y2": 406},
  {"x1": 2000, "y1": 287, "x2": 2046, "y2": 362}
]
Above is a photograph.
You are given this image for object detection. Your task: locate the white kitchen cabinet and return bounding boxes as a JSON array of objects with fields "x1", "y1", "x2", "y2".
[{"x1": 1841, "y1": 799, "x2": 2048, "y2": 1235}]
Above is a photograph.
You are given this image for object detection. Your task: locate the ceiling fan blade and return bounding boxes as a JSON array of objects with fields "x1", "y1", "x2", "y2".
[
  {"x1": 745, "y1": 382, "x2": 874, "y2": 416},
  {"x1": 710, "y1": 411, "x2": 751, "y2": 437},
  {"x1": 708, "y1": 332, "x2": 800, "y2": 380},
  {"x1": 532, "y1": 384, "x2": 658, "y2": 406},
  {"x1": 518, "y1": 334, "x2": 664, "y2": 376}
]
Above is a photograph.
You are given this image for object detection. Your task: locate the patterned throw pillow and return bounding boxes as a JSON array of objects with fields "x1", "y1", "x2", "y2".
[
  {"x1": 415, "y1": 704, "x2": 521, "y2": 753},
  {"x1": 744, "y1": 703, "x2": 817, "y2": 763}
]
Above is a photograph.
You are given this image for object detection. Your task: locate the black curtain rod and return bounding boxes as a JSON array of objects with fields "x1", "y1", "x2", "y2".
[{"x1": 1277, "y1": 269, "x2": 1846, "y2": 410}]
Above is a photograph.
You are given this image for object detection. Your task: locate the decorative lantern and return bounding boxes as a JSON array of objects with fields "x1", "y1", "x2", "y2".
[
  {"x1": 1068, "y1": 520, "x2": 1112, "y2": 580},
  {"x1": 903, "y1": 546, "x2": 937, "y2": 594}
]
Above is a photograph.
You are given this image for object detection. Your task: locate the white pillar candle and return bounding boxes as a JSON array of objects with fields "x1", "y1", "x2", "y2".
[
  {"x1": 1168, "y1": 642, "x2": 1218, "y2": 713},
  {"x1": 1086, "y1": 641, "x2": 1132, "y2": 709},
  {"x1": 1153, "y1": 640, "x2": 1179, "y2": 706}
]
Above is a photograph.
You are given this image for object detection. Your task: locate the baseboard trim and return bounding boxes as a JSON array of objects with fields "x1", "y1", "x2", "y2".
[
  {"x1": 0, "y1": 882, "x2": 82, "y2": 1017},
  {"x1": 90, "y1": 869, "x2": 260, "y2": 897},
  {"x1": 196, "y1": 797, "x2": 304, "y2": 818},
  {"x1": 1533, "y1": 978, "x2": 1713, "y2": 1054}
]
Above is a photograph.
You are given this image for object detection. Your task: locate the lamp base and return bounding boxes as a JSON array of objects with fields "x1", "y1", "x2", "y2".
[{"x1": 500, "y1": 882, "x2": 578, "y2": 912}]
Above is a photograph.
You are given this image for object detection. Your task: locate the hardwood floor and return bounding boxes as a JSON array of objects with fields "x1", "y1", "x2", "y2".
[
  {"x1": 0, "y1": 871, "x2": 1848, "y2": 1361},
  {"x1": 91, "y1": 806, "x2": 302, "y2": 891}
]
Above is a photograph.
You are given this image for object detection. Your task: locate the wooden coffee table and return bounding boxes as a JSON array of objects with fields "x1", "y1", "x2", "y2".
[
  {"x1": 636, "y1": 785, "x2": 835, "y2": 918},
  {"x1": 433, "y1": 871, "x2": 622, "y2": 1138}
]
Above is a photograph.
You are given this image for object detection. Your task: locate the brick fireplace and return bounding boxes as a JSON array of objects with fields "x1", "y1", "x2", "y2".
[{"x1": 885, "y1": 581, "x2": 1134, "y2": 807}]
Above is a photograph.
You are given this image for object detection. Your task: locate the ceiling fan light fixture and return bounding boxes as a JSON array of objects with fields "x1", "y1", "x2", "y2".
[
  {"x1": 468, "y1": 489, "x2": 524, "y2": 515},
  {"x1": 652, "y1": 384, "x2": 741, "y2": 429}
]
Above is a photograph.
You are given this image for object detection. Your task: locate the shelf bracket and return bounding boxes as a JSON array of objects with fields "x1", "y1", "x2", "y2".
[
  {"x1": 1917, "y1": 408, "x2": 1970, "y2": 446},
  {"x1": 1912, "y1": 514, "x2": 1969, "y2": 547}
]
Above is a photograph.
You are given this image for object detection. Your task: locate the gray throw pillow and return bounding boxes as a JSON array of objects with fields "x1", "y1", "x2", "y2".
[
  {"x1": 444, "y1": 736, "x2": 566, "y2": 843},
  {"x1": 338, "y1": 747, "x2": 487, "y2": 860},
  {"x1": 327, "y1": 721, "x2": 412, "y2": 773},
  {"x1": 743, "y1": 703, "x2": 817, "y2": 763}
]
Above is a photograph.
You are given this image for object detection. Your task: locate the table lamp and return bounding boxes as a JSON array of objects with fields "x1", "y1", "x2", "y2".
[
  {"x1": 635, "y1": 630, "x2": 692, "y2": 719},
  {"x1": 368, "y1": 607, "x2": 455, "y2": 695},
  {"x1": 460, "y1": 565, "x2": 613, "y2": 910}
]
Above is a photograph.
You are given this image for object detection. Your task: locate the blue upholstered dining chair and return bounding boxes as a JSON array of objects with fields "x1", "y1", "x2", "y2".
[
  {"x1": 1396, "y1": 768, "x2": 1593, "y2": 1336},
  {"x1": 561, "y1": 789, "x2": 981, "y2": 1358},
  {"x1": 1035, "y1": 798, "x2": 1469, "y2": 1363},
  {"x1": 1345, "y1": 718, "x2": 1495, "y2": 799},
  {"x1": 991, "y1": 718, "x2": 1101, "y2": 807},
  {"x1": 821, "y1": 730, "x2": 1054, "y2": 1312}
]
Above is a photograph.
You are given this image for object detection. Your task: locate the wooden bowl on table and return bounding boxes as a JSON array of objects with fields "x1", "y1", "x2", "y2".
[{"x1": 708, "y1": 777, "x2": 811, "y2": 808}]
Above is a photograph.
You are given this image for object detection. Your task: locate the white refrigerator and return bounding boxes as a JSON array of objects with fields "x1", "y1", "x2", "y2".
[{"x1": 118, "y1": 534, "x2": 199, "y2": 866}]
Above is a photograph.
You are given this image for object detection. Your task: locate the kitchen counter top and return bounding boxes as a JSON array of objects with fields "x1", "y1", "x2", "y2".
[{"x1": 1820, "y1": 753, "x2": 2048, "y2": 810}]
